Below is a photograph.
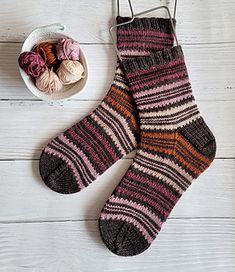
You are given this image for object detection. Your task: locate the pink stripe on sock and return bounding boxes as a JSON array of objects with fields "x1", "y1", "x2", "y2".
[
  {"x1": 100, "y1": 212, "x2": 154, "y2": 244},
  {"x1": 44, "y1": 146, "x2": 85, "y2": 190},
  {"x1": 117, "y1": 29, "x2": 173, "y2": 39},
  {"x1": 118, "y1": 37, "x2": 173, "y2": 45},
  {"x1": 134, "y1": 78, "x2": 190, "y2": 99},
  {"x1": 131, "y1": 64, "x2": 187, "y2": 90},
  {"x1": 120, "y1": 50, "x2": 150, "y2": 57},
  {"x1": 127, "y1": 171, "x2": 179, "y2": 204},
  {"x1": 68, "y1": 128, "x2": 107, "y2": 172},
  {"x1": 119, "y1": 34, "x2": 173, "y2": 41},
  {"x1": 118, "y1": 42, "x2": 172, "y2": 49},
  {"x1": 103, "y1": 205, "x2": 157, "y2": 235},
  {"x1": 138, "y1": 93, "x2": 192, "y2": 110},
  {"x1": 108, "y1": 196, "x2": 163, "y2": 228},
  {"x1": 131, "y1": 71, "x2": 188, "y2": 92},
  {"x1": 137, "y1": 86, "x2": 192, "y2": 105},
  {"x1": 50, "y1": 140, "x2": 91, "y2": 185},
  {"x1": 58, "y1": 134, "x2": 98, "y2": 178},
  {"x1": 82, "y1": 118, "x2": 120, "y2": 162},
  {"x1": 116, "y1": 186, "x2": 170, "y2": 219},
  {"x1": 123, "y1": 177, "x2": 172, "y2": 211},
  {"x1": 127, "y1": 58, "x2": 184, "y2": 78}
]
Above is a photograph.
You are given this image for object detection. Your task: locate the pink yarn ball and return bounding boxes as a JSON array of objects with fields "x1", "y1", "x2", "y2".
[
  {"x1": 56, "y1": 38, "x2": 80, "y2": 61},
  {"x1": 18, "y1": 49, "x2": 46, "y2": 78}
]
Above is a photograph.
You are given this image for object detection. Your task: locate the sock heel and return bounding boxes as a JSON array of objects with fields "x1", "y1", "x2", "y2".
[{"x1": 179, "y1": 117, "x2": 216, "y2": 161}]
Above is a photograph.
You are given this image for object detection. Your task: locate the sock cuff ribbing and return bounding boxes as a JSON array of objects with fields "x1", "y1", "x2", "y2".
[
  {"x1": 116, "y1": 16, "x2": 176, "y2": 34},
  {"x1": 121, "y1": 45, "x2": 184, "y2": 73}
]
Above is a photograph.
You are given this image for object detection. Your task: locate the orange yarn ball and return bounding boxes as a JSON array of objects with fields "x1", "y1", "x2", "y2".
[{"x1": 36, "y1": 42, "x2": 58, "y2": 67}]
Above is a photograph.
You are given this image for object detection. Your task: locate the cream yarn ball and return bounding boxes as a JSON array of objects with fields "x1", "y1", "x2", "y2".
[
  {"x1": 57, "y1": 60, "x2": 85, "y2": 85},
  {"x1": 36, "y1": 68, "x2": 62, "y2": 94}
]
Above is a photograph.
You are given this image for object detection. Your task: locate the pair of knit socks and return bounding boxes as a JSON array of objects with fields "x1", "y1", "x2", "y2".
[{"x1": 39, "y1": 17, "x2": 216, "y2": 256}]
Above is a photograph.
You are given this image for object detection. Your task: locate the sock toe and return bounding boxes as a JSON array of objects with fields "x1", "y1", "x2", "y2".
[
  {"x1": 99, "y1": 219, "x2": 150, "y2": 256},
  {"x1": 39, "y1": 151, "x2": 80, "y2": 194}
]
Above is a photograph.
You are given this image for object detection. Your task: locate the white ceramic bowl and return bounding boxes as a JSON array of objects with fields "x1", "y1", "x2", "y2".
[{"x1": 19, "y1": 23, "x2": 88, "y2": 102}]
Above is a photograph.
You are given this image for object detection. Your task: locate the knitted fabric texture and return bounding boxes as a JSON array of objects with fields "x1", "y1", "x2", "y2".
[
  {"x1": 99, "y1": 45, "x2": 216, "y2": 256},
  {"x1": 39, "y1": 17, "x2": 175, "y2": 194}
]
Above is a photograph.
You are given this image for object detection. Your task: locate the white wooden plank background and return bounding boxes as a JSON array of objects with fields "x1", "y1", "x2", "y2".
[
  {"x1": 1, "y1": 44, "x2": 235, "y2": 101},
  {"x1": 0, "y1": 0, "x2": 234, "y2": 271}
]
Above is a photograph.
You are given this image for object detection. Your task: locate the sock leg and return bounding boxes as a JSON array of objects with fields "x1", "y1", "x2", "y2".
[
  {"x1": 39, "y1": 17, "x2": 176, "y2": 194},
  {"x1": 99, "y1": 46, "x2": 216, "y2": 256}
]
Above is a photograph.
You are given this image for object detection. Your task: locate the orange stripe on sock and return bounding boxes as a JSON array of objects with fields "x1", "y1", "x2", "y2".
[
  {"x1": 105, "y1": 95, "x2": 132, "y2": 119},
  {"x1": 130, "y1": 115, "x2": 140, "y2": 134},
  {"x1": 142, "y1": 131, "x2": 212, "y2": 166},
  {"x1": 176, "y1": 133, "x2": 212, "y2": 165},
  {"x1": 111, "y1": 86, "x2": 133, "y2": 102},
  {"x1": 141, "y1": 131, "x2": 212, "y2": 175},
  {"x1": 142, "y1": 132, "x2": 176, "y2": 140},
  {"x1": 140, "y1": 143, "x2": 203, "y2": 176}
]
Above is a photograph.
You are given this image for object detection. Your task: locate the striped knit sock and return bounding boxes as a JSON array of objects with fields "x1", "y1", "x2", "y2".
[
  {"x1": 99, "y1": 45, "x2": 216, "y2": 256},
  {"x1": 39, "y1": 17, "x2": 175, "y2": 194}
]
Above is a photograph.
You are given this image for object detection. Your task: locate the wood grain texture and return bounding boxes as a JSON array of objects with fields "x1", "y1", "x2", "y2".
[
  {"x1": 0, "y1": 219, "x2": 234, "y2": 272},
  {"x1": 0, "y1": 0, "x2": 234, "y2": 44},
  {"x1": 1, "y1": 43, "x2": 235, "y2": 101},
  {"x1": 0, "y1": 159, "x2": 234, "y2": 222},
  {"x1": 0, "y1": 99, "x2": 233, "y2": 159},
  {"x1": 0, "y1": 0, "x2": 234, "y2": 270}
]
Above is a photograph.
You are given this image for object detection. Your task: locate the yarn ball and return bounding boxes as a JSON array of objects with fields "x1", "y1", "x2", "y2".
[
  {"x1": 57, "y1": 60, "x2": 85, "y2": 85},
  {"x1": 56, "y1": 38, "x2": 80, "y2": 61},
  {"x1": 36, "y1": 42, "x2": 58, "y2": 67},
  {"x1": 36, "y1": 67, "x2": 62, "y2": 94},
  {"x1": 18, "y1": 50, "x2": 46, "y2": 78}
]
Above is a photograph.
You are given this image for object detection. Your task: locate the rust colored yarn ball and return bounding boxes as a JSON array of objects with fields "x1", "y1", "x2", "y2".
[{"x1": 36, "y1": 42, "x2": 58, "y2": 67}]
